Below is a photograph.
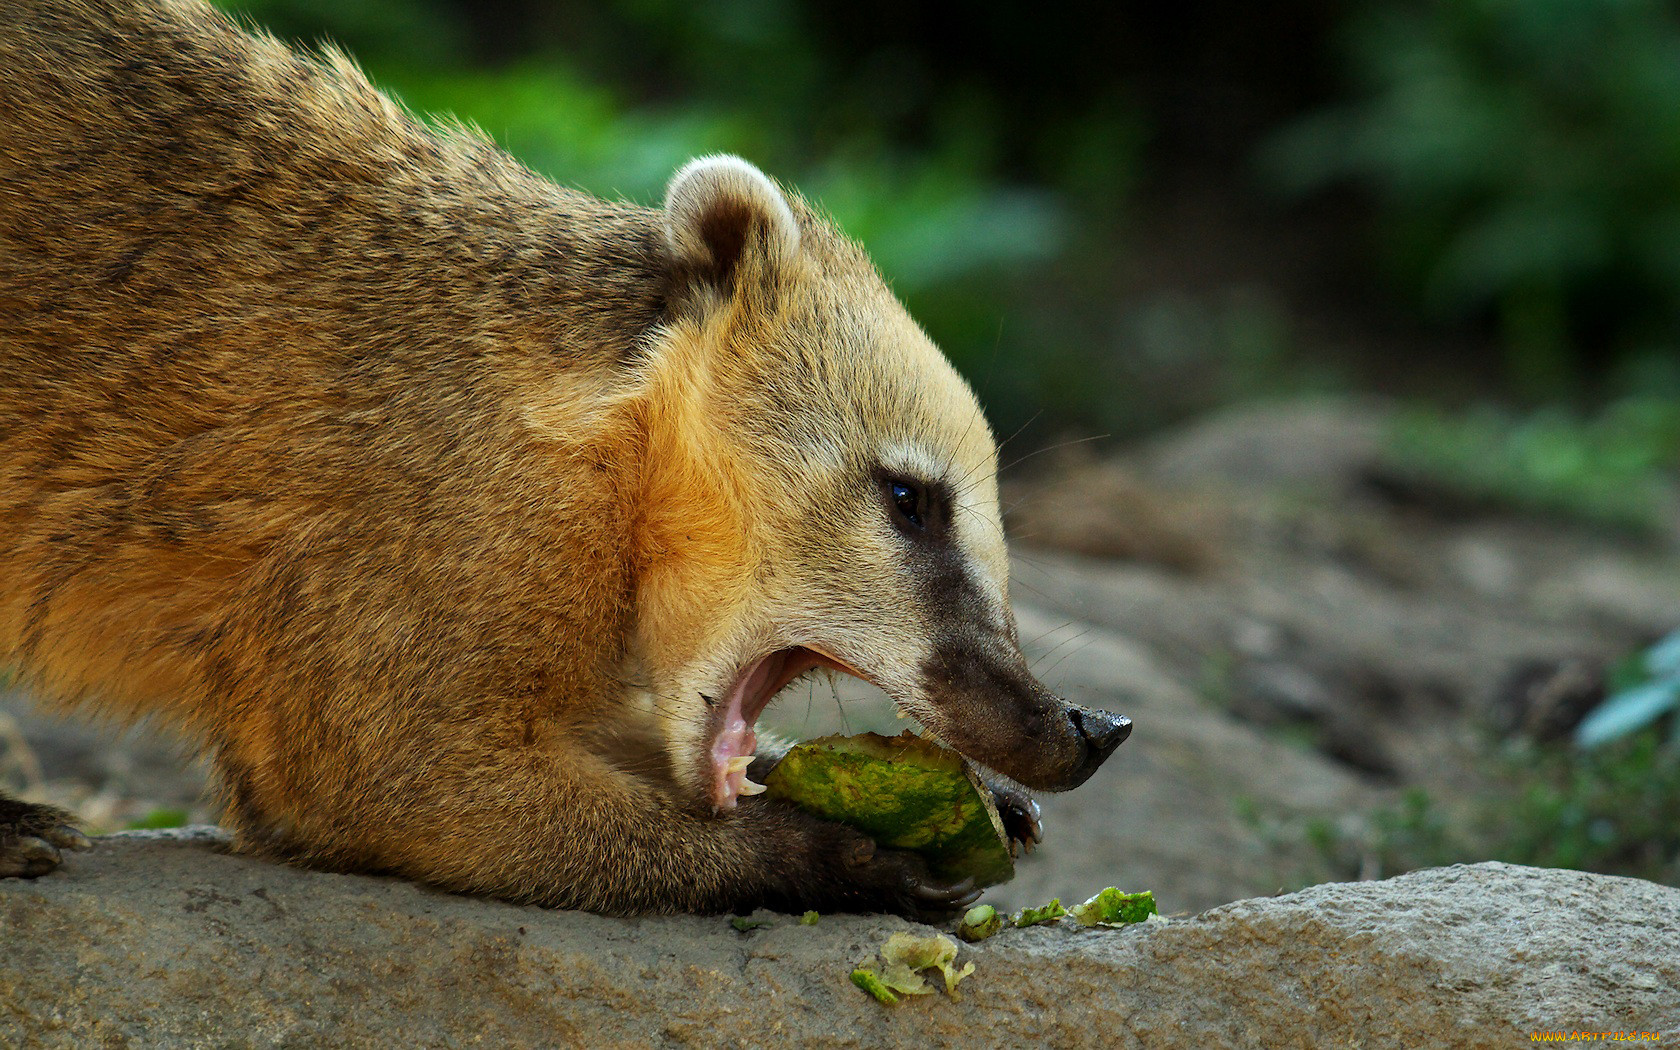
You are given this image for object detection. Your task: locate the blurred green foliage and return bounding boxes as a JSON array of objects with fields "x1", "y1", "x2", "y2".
[
  {"x1": 1324, "y1": 733, "x2": 1680, "y2": 886},
  {"x1": 1264, "y1": 0, "x2": 1680, "y2": 398},
  {"x1": 217, "y1": 0, "x2": 1134, "y2": 433},
  {"x1": 216, "y1": 0, "x2": 1680, "y2": 443},
  {"x1": 125, "y1": 807, "x2": 191, "y2": 830},
  {"x1": 1382, "y1": 394, "x2": 1680, "y2": 533}
]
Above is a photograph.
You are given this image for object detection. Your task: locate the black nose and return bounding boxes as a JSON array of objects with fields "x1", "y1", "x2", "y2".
[{"x1": 1069, "y1": 705, "x2": 1131, "y2": 768}]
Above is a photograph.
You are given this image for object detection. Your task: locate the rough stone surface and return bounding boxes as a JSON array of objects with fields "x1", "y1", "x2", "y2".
[{"x1": 2, "y1": 831, "x2": 1675, "y2": 1048}]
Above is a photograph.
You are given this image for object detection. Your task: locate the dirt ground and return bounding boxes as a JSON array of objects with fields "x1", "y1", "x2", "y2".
[{"x1": 4, "y1": 397, "x2": 1676, "y2": 915}]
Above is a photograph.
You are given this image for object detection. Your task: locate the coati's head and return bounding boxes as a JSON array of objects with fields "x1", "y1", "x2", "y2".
[{"x1": 630, "y1": 156, "x2": 1129, "y2": 810}]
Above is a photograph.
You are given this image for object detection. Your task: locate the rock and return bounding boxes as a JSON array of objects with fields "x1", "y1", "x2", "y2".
[
  {"x1": 998, "y1": 604, "x2": 1378, "y2": 914},
  {"x1": 1003, "y1": 459, "x2": 1223, "y2": 572},
  {"x1": 1138, "y1": 398, "x2": 1391, "y2": 491},
  {"x1": 1007, "y1": 538, "x2": 1646, "y2": 790},
  {"x1": 2, "y1": 833, "x2": 1674, "y2": 1047}
]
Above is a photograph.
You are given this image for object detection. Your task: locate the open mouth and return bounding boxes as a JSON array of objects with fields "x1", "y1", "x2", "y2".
[{"x1": 708, "y1": 644, "x2": 865, "y2": 810}]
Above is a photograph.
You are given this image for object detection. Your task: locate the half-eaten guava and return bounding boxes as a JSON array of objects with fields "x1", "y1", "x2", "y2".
[{"x1": 763, "y1": 731, "x2": 1014, "y2": 888}]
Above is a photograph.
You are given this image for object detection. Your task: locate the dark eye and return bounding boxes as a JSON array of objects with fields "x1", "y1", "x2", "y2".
[{"x1": 887, "y1": 479, "x2": 925, "y2": 530}]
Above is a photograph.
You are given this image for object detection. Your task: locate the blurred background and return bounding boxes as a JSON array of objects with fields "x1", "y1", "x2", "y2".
[
  {"x1": 6, "y1": 0, "x2": 1678, "y2": 910},
  {"x1": 214, "y1": 0, "x2": 1680, "y2": 442}
]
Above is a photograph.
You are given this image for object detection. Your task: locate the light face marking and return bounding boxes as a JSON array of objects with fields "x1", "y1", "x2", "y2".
[{"x1": 878, "y1": 442, "x2": 949, "y2": 493}]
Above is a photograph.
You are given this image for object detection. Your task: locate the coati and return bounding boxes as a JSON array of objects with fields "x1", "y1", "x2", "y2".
[{"x1": 0, "y1": 0, "x2": 1131, "y2": 916}]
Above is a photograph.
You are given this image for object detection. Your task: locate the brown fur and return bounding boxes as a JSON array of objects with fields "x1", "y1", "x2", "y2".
[{"x1": 0, "y1": 0, "x2": 1126, "y2": 915}]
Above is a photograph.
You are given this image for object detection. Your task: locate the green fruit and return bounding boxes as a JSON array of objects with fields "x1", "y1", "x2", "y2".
[{"x1": 763, "y1": 732, "x2": 1014, "y2": 887}]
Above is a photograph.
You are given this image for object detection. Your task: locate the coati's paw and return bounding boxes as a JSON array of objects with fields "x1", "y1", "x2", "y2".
[
  {"x1": 0, "y1": 798, "x2": 90, "y2": 878},
  {"x1": 835, "y1": 834, "x2": 983, "y2": 920},
  {"x1": 986, "y1": 779, "x2": 1043, "y2": 856}
]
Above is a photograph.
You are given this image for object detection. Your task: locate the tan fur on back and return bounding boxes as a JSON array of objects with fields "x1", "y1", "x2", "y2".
[{"x1": 0, "y1": 0, "x2": 686, "y2": 902}]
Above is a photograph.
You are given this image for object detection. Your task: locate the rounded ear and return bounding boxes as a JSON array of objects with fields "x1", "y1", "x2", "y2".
[{"x1": 662, "y1": 155, "x2": 800, "y2": 296}]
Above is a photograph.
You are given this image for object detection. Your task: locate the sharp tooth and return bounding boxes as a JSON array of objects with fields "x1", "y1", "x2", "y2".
[
  {"x1": 724, "y1": 755, "x2": 754, "y2": 774},
  {"x1": 738, "y1": 778, "x2": 767, "y2": 796}
]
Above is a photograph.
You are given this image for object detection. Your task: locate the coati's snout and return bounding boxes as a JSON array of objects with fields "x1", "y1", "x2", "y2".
[{"x1": 919, "y1": 633, "x2": 1131, "y2": 792}]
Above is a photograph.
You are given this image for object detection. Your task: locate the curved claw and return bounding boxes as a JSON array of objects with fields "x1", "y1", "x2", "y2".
[
  {"x1": 990, "y1": 782, "x2": 1043, "y2": 856},
  {"x1": 911, "y1": 875, "x2": 975, "y2": 903},
  {"x1": 900, "y1": 872, "x2": 982, "y2": 920},
  {"x1": 41, "y1": 824, "x2": 91, "y2": 852},
  {"x1": 1013, "y1": 799, "x2": 1043, "y2": 854}
]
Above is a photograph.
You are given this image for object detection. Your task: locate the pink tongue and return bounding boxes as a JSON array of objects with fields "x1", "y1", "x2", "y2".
[{"x1": 709, "y1": 653, "x2": 783, "y2": 809}]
